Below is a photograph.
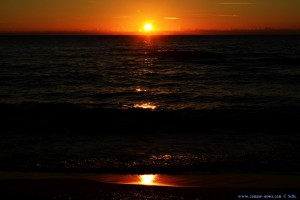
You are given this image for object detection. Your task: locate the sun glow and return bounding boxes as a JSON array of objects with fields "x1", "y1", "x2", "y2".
[
  {"x1": 144, "y1": 23, "x2": 153, "y2": 31},
  {"x1": 139, "y1": 174, "x2": 157, "y2": 185}
]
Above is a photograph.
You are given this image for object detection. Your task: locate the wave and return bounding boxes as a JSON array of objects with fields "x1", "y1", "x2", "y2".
[
  {"x1": 145, "y1": 49, "x2": 223, "y2": 62},
  {"x1": 1, "y1": 102, "x2": 299, "y2": 134},
  {"x1": 2, "y1": 151, "x2": 299, "y2": 174},
  {"x1": 1, "y1": 102, "x2": 299, "y2": 173}
]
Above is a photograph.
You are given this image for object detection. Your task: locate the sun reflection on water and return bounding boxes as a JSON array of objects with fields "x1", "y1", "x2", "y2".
[
  {"x1": 135, "y1": 88, "x2": 147, "y2": 92},
  {"x1": 144, "y1": 57, "x2": 157, "y2": 67},
  {"x1": 133, "y1": 103, "x2": 156, "y2": 110},
  {"x1": 139, "y1": 174, "x2": 157, "y2": 185},
  {"x1": 94, "y1": 174, "x2": 187, "y2": 187}
]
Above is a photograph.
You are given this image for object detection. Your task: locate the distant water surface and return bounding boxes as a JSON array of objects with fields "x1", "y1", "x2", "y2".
[{"x1": 1, "y1": 35, "x2": 300, "y2": 110}]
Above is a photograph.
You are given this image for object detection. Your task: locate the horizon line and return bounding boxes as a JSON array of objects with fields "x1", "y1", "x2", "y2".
[{"x1": 1, "y1": 29, "x2": 300, "y2": 36}]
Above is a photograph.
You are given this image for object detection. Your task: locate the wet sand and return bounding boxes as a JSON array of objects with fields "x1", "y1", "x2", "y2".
[{"x1": 0, "y1": 172, "x2": 299, "y2": 199}]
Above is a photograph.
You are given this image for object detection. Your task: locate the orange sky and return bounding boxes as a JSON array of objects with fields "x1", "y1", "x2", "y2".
[{"x1": 1, "y1": 0, "x2": 300, "y2": 34}]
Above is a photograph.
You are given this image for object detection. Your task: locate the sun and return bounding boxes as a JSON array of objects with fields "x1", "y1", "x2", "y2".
[{"x1": 144, "y1": 23, "x2": 153, "y2": 31}]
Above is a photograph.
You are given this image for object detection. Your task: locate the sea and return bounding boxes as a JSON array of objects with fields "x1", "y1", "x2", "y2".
[{"x1": 0, "y1": 35, "x2": 300, "y2": 174}]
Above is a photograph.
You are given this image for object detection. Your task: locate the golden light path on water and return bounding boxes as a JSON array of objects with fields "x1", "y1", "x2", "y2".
[
  {"x1": 94, "y1": 174, "x2": 177, "y2": 187},
  {"x1": 91, "y1": 173, "x2": 300, "y2": 188},
  {"x1": 122, "y1": 88, "x2": 157, "y2": 110},
  {"x1": 1, "y1": 172, "x2": 299, "y2": 189},
  {"x1": 139, "y1": 174, "x2": 157, "y2": 185},
  {"x1": 133, "y1": 103, "x2": 157, "y2": 110},
  {"x1": 135, "y1": 88, "x2": 147, "y2": 92}
]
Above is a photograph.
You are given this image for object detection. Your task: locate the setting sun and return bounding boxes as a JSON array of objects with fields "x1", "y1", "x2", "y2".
[
  {"x1": 144, "y1": 23, "x2": 153, "y2": 31},
  {"x1": 1, "y1": 1, "x2": 300, "y2": 34}
]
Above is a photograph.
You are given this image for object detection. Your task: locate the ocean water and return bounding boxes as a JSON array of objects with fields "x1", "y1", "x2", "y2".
[
  {"x1": 1, "y1": 35, "x2": 300, "y2": 109},
  {"x1": 0, "y1": 35, "x2": 300, "y2": 174}
]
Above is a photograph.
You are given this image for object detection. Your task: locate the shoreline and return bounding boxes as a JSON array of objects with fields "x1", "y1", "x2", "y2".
[
  {"x1": 0, "y1": 171, "x2": 299, "y2": 199},
  {"x1": 1, "y1": 171, "x2": 300, "y2": 188}
]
